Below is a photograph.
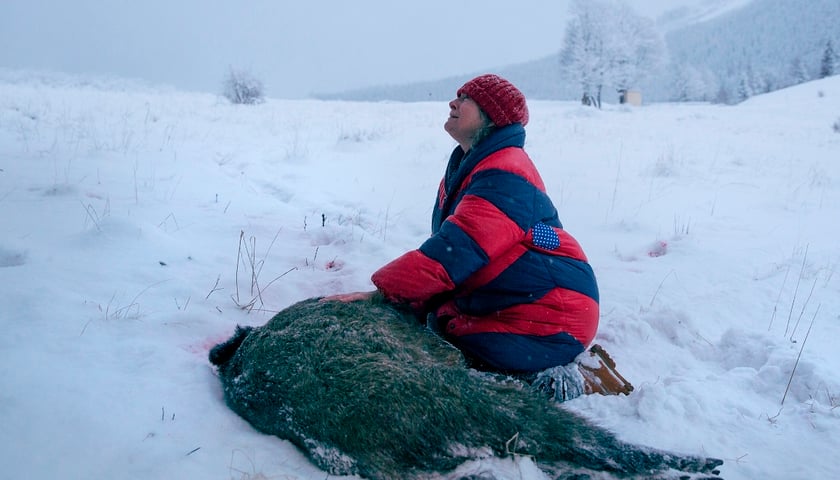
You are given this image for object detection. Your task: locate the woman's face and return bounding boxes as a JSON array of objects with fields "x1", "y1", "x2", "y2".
[{"x1": 444, "y1": 94, "x2": 485, "y2": 150}]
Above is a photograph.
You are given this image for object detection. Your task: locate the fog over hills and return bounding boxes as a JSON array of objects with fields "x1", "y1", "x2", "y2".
[{"x1": 316, "y1": 0, "x2": 839, "y2": 104}]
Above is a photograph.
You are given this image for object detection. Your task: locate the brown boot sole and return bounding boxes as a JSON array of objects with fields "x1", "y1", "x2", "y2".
[{"x1": 579, "y1": 344, "x2": 634, "y2": 396}]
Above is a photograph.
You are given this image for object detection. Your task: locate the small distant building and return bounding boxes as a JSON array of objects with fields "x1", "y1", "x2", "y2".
[{"x1": 619, "y1": 89, "x2": 642, "y2": 106}]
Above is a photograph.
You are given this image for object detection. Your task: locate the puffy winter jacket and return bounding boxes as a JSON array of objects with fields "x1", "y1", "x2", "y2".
[{"x1": 372, "y1": 124, "x2": 599, "y2": 372}]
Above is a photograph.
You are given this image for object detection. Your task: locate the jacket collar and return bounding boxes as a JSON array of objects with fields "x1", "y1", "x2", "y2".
[
  {"x1": 434, "y1": 123, "x2": 526, "y2": 232},
  {"x1": 444, "y1": 123, "x2": 526, "y2": 194}
]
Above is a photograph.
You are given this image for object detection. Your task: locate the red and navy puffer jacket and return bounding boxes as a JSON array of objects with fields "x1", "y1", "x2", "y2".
[{"x1": 372, "y1": 124, "x2": 599, "y2": 372}]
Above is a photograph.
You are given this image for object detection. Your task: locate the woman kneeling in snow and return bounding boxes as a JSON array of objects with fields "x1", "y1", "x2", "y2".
[{"x1": 334, "y1": 74, "x2": 631, "y2": 400}]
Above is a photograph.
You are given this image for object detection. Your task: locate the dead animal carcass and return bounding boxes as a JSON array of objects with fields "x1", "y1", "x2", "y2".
[{"x1": 209, "y1": 297, "x2": 723, "y2": 480}]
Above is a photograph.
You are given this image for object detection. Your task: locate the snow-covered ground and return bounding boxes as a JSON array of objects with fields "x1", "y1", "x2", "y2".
[{"x1": 1, "y1": 73, "x2": 838, "y2": 480}]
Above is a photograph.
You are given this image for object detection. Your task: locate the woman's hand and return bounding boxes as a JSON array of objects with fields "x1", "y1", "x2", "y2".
[{"x1": 319, "y1": 291, "x2": 378, "y2": 303}]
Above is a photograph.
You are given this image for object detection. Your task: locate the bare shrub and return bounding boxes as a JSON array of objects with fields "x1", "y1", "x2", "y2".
[{"x1": 223, "y1": 68, "x2": 265, "y2": 105}]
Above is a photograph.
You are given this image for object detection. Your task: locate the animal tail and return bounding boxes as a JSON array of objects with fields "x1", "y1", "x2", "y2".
[
  {"x1": 530, "y1": 402, "x2": 724, "y2": 478},
  {"x1": 209, "y1": 325, "x2": 253, "y2": 366},
  {"x1": 585, "y1": 442, "x2": 724, "y2": 479},
  {"x1": 545, "y1": 444, "x2": 724, "y2": 480},
  {"x1": 616, "y1": 444, "x2": 724, "y2": 478}
]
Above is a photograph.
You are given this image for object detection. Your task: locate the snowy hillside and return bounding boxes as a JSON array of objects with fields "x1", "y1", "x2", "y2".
[
  {"x1": 661, "y1": 0, "x2": 840, "y2": 99},
  {"x1": 1, "y1": 74, "x2": 838, "y2": 480}
]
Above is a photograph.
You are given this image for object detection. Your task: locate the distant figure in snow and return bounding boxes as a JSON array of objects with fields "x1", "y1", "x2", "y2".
[{"x1": 330, "y1": 74, "x2": 631, "y2": 400}]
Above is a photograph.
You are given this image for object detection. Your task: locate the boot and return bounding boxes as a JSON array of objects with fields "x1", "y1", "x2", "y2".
[
  {"x1": 530, "y1": 363, "x2": 587, "y2": 402},
  {"x1": 577, "y1": 344, "x2": 634, "y2": 396},
  {"x1": 530, "y1": 344, "x2": 634, "y2": 402}
]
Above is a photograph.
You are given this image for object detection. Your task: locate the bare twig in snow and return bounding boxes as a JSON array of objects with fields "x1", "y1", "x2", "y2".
[
  {"x1": 81, "y1": 201, "x2": 103, "y2": 232},
  {"x1": 606, "y1": 145, "x2": 622, "y2": 221},
  {"x1": 768, "y1": 264, "x2": 791, "y2": 331},
  {"x1": 232, "y1": 230, "x2": 290, "y2": 312},
  {"x1": 789, "y1": 276, "x2": 818, "y2": 342},
  {"x1": 784, "y1": 245, "x2": 809, "y2": 337},
  {"x1": 649, "y1": 270, "x2": 676, "y2": 307},
  {"x1": 206, "y1": 274, "x2": 223, "y2": 299},
  {"x1": 782, "y1": 304, "x2": 819, "y2": 406}
]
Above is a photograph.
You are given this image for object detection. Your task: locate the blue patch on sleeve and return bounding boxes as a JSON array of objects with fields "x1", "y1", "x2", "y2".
[{"x1": 532, "y1": 222, "x2": 560, "y2": 250}]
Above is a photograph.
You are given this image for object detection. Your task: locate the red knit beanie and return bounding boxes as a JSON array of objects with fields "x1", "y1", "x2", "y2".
[{"x1": 457, "y1": 74, "x2": 529, "y2": 126}]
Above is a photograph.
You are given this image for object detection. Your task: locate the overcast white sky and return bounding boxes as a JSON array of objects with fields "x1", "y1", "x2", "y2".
[{"x1": 1, "y1": 0, "x2": 697, "y2": 98}]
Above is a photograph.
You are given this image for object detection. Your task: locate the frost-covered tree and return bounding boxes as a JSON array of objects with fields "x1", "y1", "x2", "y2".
[
  {"x1": 735, "y1": 64, "x2": 776, "y2": 102},
  {"x1": 752, "y1": 68, "x2": 773, "y2": 95},
  {"x1": 608, "y1": 3, "x2": 666, "y2": 96},
  {"x1": 735, "y1": 66, "x2": 755, "y2": 103},
  {"x1": 559, "y1": 0, "x2": 665, "y2": 107},
  {"x1": 820, "y1": 40, "x2": 838, "y2": 78},
  {"x1": 672, "y1": 63, "x2": 716, "y2": 102},
  {"x1": 735, "y1": 76, "x2": 752, "y2": 103},
  {"x1": 222, "y1": 67, "x2": 265, "y2": 105},
  {"x1": 714, "y1": 85, "x2": 732, "y2": 105},
  {"x1": 789, "y1": 57, "x2": 811, "y2": 85},
  {"x1": 559, "y1": 1, "x2": 609, "y2": 107}
]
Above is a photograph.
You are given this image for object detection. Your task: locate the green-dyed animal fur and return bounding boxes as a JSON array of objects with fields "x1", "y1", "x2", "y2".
[{"x1": 209, "y1": 297, "x2": 723, "y2": 480}]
